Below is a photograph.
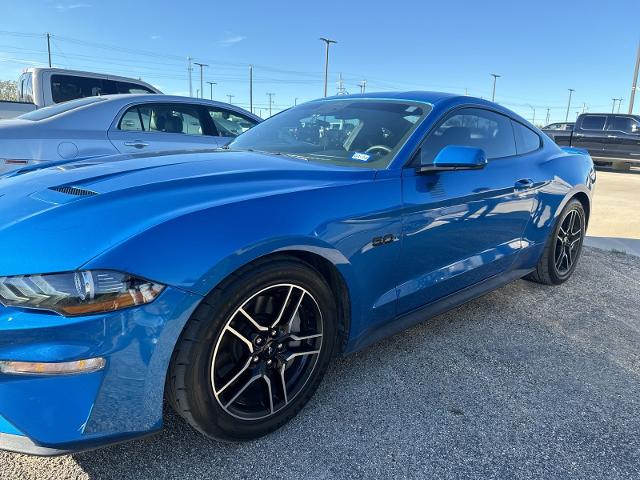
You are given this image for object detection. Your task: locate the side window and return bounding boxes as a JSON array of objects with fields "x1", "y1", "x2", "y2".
[
  {"x1": 512, "y1": 121, "x2": 541, "y2": 155},
  {"x1": 118, "y1": 106, "x2": 144, "y2": 131},
  {"x1": 580, "y1": 115, "x2": 607, "y2": 131},
  {"x1": 135, "y1": 104, "x2": 205, "y2": 135},
  {"x1": 117, "y1": 81, "x2": 155, "y2": 94},
  {"x1": 20, "y1": 73, "x2": 33, "y2": 103},
  {"x1": 206, "y1": 107, "x2": 258, "y2": 137},
  {"x1": 420, "y1": 107, "x2": 516, "y2": 163},
  {"x1": 51, "y1": 74, "x2": 105, "y2": 103},
  {"x1": 606, "y1": 116, "x2": 639, "y2": 134}
]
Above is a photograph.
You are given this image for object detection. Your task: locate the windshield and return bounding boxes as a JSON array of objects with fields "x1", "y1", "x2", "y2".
[
  {"x1": 19, "y1": 96, "x2": 106, "y2": 121},
  {"x1": 228, "y1": 99, "x2": 431, "y2": 168}
]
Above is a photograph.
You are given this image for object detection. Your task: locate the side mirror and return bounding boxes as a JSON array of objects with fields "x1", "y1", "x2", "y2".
[
  {"x1": 632, "y1": 124, "x2": 639, "y2": 134},
  {"x1": 417, "y1": 145, "x2": 488, "y2": 174}
]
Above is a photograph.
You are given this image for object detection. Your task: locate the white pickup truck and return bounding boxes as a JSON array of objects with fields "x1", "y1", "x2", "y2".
[{"x1": 0, "y1": 68, "x2": 161, "y2": 119}]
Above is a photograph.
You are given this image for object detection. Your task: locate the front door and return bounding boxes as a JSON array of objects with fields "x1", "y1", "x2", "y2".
[{"x1": 397, "y1": 107, "x2": 536, "y2": 314}]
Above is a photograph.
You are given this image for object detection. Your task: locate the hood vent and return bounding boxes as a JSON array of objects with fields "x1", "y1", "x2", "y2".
[{"x1": 49, "y1": 185, "x2": 97, "y2": 197}]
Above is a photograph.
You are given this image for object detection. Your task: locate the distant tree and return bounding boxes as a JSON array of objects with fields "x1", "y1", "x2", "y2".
[{"x1": 0, "y1": 80, "x2": 18, "y2": 101}]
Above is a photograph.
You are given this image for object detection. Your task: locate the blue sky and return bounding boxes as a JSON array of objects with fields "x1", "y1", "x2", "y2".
[{"x1": 1, "y1": 0, "x2": 638, "y2": 122}]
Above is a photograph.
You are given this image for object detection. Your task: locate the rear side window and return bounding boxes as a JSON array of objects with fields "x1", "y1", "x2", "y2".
[
  {"x1": 606, "y1": 116, "x2": 639, "y2": 134},
  {"x1": 581, "y1": 115, "x2": 607, "y2": 131},
  {"x1": 512, "y1": 121, "x2": 541, "y2": 154},
  {"x1": 19, "y1": 72, "x2": 33, "y2": 103},
  {"x1": 119, "y1": 107, "x2": 144, "y2": 131},
  {"x1": 421, "y1": 107, "x2": 516, "y2": 163},
  {"x1": 51, "y1": 74, "x2": 105, "y2": 103},
  {"x1": 205, "y1": 107, "x2": 258, "y2": 137}
]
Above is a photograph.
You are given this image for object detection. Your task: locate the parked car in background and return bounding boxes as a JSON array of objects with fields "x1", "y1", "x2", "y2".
[
  {"x1": 542, "y1": 122, "x2": 574, "y2": 131},
  {"x1": 0, "y1": 67, "x2": 161, "y2": 119},
  {"x1": 0, "y1": 94, "x2": 262, "y2": 175},
  {"x1": 544, "y1": 113, "x2": 640, "y2": 170},
  {"x1": 0, "y1": 92, "x2": 594, "y2": 455}
]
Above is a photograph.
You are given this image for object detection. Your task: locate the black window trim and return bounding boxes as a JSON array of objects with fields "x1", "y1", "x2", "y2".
[{"x1": 404, "y1": 104, "x2": 535, "y2": 168}]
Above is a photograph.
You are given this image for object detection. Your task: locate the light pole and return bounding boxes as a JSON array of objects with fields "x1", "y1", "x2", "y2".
[
  {"x1": 565, "y1": 89, "x2": 574, "y2": 122},
  {"x1": 320, "y1": 37, "x2": 337, "y2": 97},
  {"x1": 266, "y1": 92, "x2": 275, "y2": 117},
  {"x1": 617, "y1": 98, "x2": 624, "y2": 113},
  {"x1": 359, "y1": 80, "x2": 367, "y2": 94},
  {"x1": 612, "y1": 98, "x2": 618, "y2": 113},
  {"x1": 206, "y1": 81, "x2": 216, "y2": 100},
  {"x1": 194, "y1": 62, "x2": 208, "y2": 99},
  {"x1": 490, "y1": 73, "x2": 501, "y2": 102},
  {"x1": 545, "y1": 108, "x2": 550, "y2": 125},
  {"x1": 294, "y1": 97, "x2": 299, "y2": 106},
  {"x1": 527, "y1": 104, "x2": 536, "y2": 125},
  {"x1": 227, "y1": 94, "x2": 234, "y2": 105}
]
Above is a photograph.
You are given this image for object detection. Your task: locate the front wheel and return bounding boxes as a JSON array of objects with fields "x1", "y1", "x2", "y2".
[
  {"x1": 526, "y1": 199, "x2": 586, "y2": 285},
  {"x1": 166, "y1": 257, "x2": 338, "y2": 441}
]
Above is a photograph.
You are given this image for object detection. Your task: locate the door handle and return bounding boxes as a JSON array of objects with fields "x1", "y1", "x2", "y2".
[
  {"x1": 607, "y1": 135, "x2": 618, "y2": 138},
  {"x1": 574, "y1": 133, "x2": 585, "y2": 137},
  {"x1": 124, "y1": 141, "x2": 149, "y2": 149},
  {"x1": 515, "y1": 178, "x2": 534, "y2": 190}
]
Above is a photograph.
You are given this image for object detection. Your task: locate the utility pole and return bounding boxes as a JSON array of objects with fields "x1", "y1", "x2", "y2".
[
  {"x1": 527, "y1": 105, "x2": 536, "y2": 125},
  {"x1": 249, "y1": 64, "x2": 253, "y2": 114},
  {"x1": 582, "y1": 102, "x2": 587, "y2": 114},
  {"x1": 206, "y1": 81, "x2": 216, "y2": 100},
  {"x1": 294, "y1": 97, "x2": 299, "y2": 106},
  {"x1": 629, "y1": 40, "x2": 640, "y2": 114},
  {"x1": 490, "y1": 73, "x2": 501, "y2": 102},
  {"x1": 565, "y1": 88, "x2": 574, "y2": 122},
  {"x1": 464, "y1": 88, "x2": 469, "y2": 96},
  {"x1": 187, "y1": 56, "x2": 193, "y2": 97},
  {"x1": 194, "y1": 62, "x2": 208, "y2": 99},
  {"x1": 46, "y1": 33, "x2": 52, "y2": 67},
  {"x1": 266, "y1": 92, "x2": 275, "y2": 117},
  {"x1": 337, "y1": 73, "x2": 346, "y2": 95},
  {"x1": 358, "y1": 80, "x2": 367, "y2": 94},
  {"x1": 320, "y1": 37, "x2": 337, "y2": 97},
  {"x1": 545, "y1": 108, "x2": 550, "y2": 125},
  {"x1": 227, "y1": 94, "x2": 235, "y2": 105}
]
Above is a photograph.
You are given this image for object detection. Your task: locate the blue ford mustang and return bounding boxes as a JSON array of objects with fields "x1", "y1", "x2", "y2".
[{"x1": 0, "y1": 92, "x2": 594, "y2": 455}]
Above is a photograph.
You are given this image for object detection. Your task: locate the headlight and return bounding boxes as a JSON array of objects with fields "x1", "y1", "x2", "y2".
[{"x1": 0, "y1": 270, "x2": 165, "y2": 316}]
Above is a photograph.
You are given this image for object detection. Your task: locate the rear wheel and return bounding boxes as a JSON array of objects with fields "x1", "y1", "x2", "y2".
[
  {"x1": 526, "y1": 199, "x2": 586, "y2": 285},
  {"x1": 166, "y1": 257, "x2": 337, "y2": 441}
]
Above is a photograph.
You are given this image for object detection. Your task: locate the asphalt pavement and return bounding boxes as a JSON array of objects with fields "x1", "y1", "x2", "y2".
[{"x1": 1, "y1": 246, "x2": 640, "y2": 480}]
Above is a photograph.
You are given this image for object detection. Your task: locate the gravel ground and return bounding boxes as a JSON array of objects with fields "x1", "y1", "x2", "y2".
[{"x1": 1, "y1": 247, "x2": 639, "y2": 480}]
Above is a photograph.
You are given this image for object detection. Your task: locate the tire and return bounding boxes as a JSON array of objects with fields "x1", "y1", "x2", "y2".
[
  {"x1": 526, "y1": 198, "x2": 586, "y2": 285},
  {"x1": 166, "y1": 256, "x2": 338, "y2": 441}
]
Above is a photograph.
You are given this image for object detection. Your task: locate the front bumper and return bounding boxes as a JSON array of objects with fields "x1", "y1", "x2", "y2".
[{"x1": 0, "y1": 286, "x2": 201, "y2": 455}]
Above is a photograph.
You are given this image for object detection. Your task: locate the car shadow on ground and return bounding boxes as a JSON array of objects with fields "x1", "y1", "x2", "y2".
[{"x1": 4, "y1": 248, "x2": 640, "y2": 479}]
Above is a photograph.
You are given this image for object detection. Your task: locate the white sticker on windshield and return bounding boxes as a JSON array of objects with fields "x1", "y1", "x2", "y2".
[{"x1": 352, "y1": 152, "x2": 371, "y2": 162}]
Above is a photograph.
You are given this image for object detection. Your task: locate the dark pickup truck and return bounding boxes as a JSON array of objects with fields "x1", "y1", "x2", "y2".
[{"x1": 543, "y1": 113, "x2": 640, "y2": 170}]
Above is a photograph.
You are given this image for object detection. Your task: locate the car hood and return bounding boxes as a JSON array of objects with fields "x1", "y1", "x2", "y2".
[{"x1": 0, "y1": 150, "x2": 376, "y2": 276}]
